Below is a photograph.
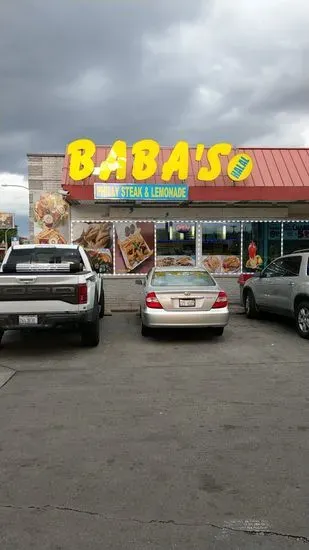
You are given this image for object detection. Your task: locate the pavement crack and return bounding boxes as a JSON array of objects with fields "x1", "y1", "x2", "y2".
[{"x1": 1, "y1": 504, "x2": 308, "y2": 542}]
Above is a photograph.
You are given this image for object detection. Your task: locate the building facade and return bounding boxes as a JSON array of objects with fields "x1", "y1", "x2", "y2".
[{"x1": 28, "y1": 147, "x2": 309, "y2": 311}]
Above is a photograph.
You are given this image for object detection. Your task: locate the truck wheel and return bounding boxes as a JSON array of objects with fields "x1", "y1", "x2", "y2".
[
  {"x1": 244, "y1": 290, "x2": 259, "y2": 319},
  {"x1": 80, "y1": 314, "x2": 100, "y2": 347},
  {"x1": 99, "y1": 288, "x2": 105, "y2": 319},
  {"x1": 295, "y1": 301, "x2": 309, "y2": 339}
]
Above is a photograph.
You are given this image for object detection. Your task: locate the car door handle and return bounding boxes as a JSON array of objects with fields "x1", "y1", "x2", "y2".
[{"x1": 289, "y1": 282, "x2": 295, "y2": 286}]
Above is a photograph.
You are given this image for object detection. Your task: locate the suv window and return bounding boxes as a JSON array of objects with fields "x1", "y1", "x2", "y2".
[
  {"x1": 262, "y1": 256, "x2": 301, "y2": 278},
  {"x1": 262, "y1": 259, "x2": 284, "y2": 278},
  {"x1": 280, "y1": 256, "x2": 301, "y2": 276}
]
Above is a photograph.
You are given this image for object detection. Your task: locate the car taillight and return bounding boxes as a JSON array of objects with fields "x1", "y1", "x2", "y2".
[
  {"x1": 78, "y1": 283, "x2": 88, "y2": 304},
  {"x1": 212, "y1": 291, "x2": 228, "y2": 309},
  {"x1": 145, "y1": 291, "x2": 163, "y2": 309}
]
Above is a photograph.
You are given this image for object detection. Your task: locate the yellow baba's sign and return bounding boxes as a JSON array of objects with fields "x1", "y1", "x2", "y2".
[{"x1": 67, "y1": 139, "x2": 253, "y2": 183}]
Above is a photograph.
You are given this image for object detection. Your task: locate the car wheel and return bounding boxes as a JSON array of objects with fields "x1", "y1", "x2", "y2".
[
  {"x1": 0, "y1": 329, "x2": 4, "y2": 346},
  {"x1": 80, "y1": 313, "x2": 100, "y2": 347},
  {"x1": 99, "y1": 288, "x2": 105, "y2": 319},
  {"x1": 244, "y1": 290, "x2": 259, "y2": 319},
  {"x1": 141, "y1": 323, "x2": 151, "y2": 337},
  {"x1": 212, "y1": 327, "x2": 224, "y2": 336},
  {"x1": 295, "y1": 301, "x2": 309, "y2": 339}
]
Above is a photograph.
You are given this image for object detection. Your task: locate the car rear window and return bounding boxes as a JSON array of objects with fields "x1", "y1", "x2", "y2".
[
  {"x1": 152, "y1": 271, "x2": 216, "y2": 287},
  {"x1": 6, "y1": 248, "x2": 83, "y2": 266}
]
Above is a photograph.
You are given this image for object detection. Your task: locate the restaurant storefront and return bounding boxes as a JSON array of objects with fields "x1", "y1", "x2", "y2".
[{"x1": 28, "y1": 144, "x2": 309, "y2": 310}]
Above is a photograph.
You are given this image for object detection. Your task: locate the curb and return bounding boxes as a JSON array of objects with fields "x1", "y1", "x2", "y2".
[{"x1": 0, "y1": 366, "x2": 15, "y2": 389}]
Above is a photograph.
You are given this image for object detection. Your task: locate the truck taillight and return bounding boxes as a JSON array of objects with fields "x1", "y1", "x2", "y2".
[
  {"x1": 212, "y1": 291, "x2": 228, "y2": 309},
  {"x1": 78, "y1": 283, "x2": 88, "y2": 304},
  {"x1": 145, "y1": 292, "x2": 163, "y2": 309}
]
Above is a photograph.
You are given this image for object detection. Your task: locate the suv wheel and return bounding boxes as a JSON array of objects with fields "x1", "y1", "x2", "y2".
[
  {"x1": 99, "y1": 288, "x2": 105, "y2": 319},
  {"x1": 295, "y1": 301, "x2": 309, "y2": 339},
  {"x1": 244, "y1": 290, "x2": 259, "y2": 319}
]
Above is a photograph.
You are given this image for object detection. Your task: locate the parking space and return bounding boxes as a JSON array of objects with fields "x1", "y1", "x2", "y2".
[{"x1": 0, "y1": 312, "x2": 308, "y2": 549}]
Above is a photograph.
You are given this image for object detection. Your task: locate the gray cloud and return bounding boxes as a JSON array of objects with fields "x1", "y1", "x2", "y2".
[{"x1": 0, "y1": 0, "x2": 308, "y2": 174}]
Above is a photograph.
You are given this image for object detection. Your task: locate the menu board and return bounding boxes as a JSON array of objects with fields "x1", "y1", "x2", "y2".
[
  {"x1": 202, "y1": 255, "x2": 241, "y2": 274},
  {"x1": 33, "y1": 191, "x2": 70, "y2": 244},
  {"x1": 115, "y1": 221, "x2": 154, "y2": 274},
  {"x1": 72, "y1": 222, "x2": 113, "y2": 274}
]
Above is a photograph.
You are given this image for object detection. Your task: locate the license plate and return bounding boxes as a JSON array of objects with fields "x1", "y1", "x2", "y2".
[
  {"x1": 179, "y1": 299, "x2": 196, "y2": 307},
  {"x1": 19, "y1": 315, "x2": 38, "y2": 325}
]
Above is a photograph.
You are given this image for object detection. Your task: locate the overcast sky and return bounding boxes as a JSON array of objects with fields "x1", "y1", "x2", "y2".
[{"x1": 0, "y1": 0, "x2": 308, "y2": 221}]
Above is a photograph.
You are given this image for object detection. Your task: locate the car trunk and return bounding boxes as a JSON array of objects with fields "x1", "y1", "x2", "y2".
[{"x1": 152, "y1": 286, "x2": 220, "y2": 311}]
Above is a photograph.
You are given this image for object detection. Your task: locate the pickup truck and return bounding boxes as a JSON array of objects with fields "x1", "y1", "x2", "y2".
[{"x1": 0, "y1": 244, "x2": 105, "y2": 347}]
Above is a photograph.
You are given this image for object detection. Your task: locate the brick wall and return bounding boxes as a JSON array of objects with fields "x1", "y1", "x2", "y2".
[{"x1": 102, "y1": 276, "x2": 240, "y2": 313}]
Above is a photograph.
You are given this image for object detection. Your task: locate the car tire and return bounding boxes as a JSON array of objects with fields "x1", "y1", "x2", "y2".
[
  {"x1": 99, "y1": 288, "x2": 105, "y2": 319},
  {"x1": 295, "y1": 301, "x2": 309, "y2": 339},
  {"x1": 141, "y1": 323, "x2": 151, "y2": 337},
  {"x1": 244, "y1": 290, "x2": 259, "y2": 319},
  {"x1": 80, "y1": 312, "x2": 100, "y2": 347},
  {"x1": 0, "y1": 329, "x2": 4, "y2": 346},
  {"x1": 212, "y1": 327, "x2": 224, "y2": 336}
]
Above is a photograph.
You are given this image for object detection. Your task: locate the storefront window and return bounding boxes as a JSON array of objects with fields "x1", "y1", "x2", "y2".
[
  {"x1": 283, "y1": 222, "x2": 309, "y2": 255},
  {"x1": 201, "y1": 222, "x2": 241, "y2": 274},
  {"x1": 243, "y1": 222, "x2": 281, "y2": 272},
  {"x1": 156, "y1": 222, "x2": 196, "y2": 267}
]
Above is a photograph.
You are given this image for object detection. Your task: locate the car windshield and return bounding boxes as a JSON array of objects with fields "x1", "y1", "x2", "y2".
[
  {"x1": 6, "y1": 248, "x2": 83, "y2": 266},
  {"x1": 152, "y1": 270, "x2": 216, "y2": 287}
]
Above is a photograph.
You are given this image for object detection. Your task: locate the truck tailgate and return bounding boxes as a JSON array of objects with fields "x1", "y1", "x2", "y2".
[{"x1": 0, "y1": 274, "x2": 86, "y2": 314}]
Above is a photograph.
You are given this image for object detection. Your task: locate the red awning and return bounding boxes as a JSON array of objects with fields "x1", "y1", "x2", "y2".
[{"x1": 62, "y1": 146, "x2": 309, "y2": 202}]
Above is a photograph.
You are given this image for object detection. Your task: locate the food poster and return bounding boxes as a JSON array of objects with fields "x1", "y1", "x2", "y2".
[
  {"x1": 201, "y1": 255, "x2": 241, "y2": 274},
  {"x1": 156, "y1": 255, "x2": 196, "y2": 267},
  {"x1": 115, "y1": 221, "x2": 154, "y2": 274},
  {"x1": 244, "y1": 241, "x2": 263, "y2": 271},
  {"x1": 72, "y1": 222, "x2": 113, "y2": 274},
  {"x1": 33, "y1": 191, "x2": 70, "y2": 244}
]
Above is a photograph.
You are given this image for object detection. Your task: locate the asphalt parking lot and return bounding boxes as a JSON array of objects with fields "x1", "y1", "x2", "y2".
[{"x1": 0, "y1": 311, "x2": 308, "y2": 549}]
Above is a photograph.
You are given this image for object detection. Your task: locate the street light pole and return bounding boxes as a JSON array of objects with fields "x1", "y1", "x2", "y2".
[{"x1": 0, "y1": 184, "x2": 29, "y2": 191}]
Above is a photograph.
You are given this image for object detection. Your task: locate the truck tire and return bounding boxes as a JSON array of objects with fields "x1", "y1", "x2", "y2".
[
  {"x1": 99, "y1": 288, "x2": 105, "y2": 319},
  {"x1": 80, "y1": 311, "x2": 100, "y2": 347},
  {"x1": 295, "y1": 301, "x2": 309, "y2": 339}
]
